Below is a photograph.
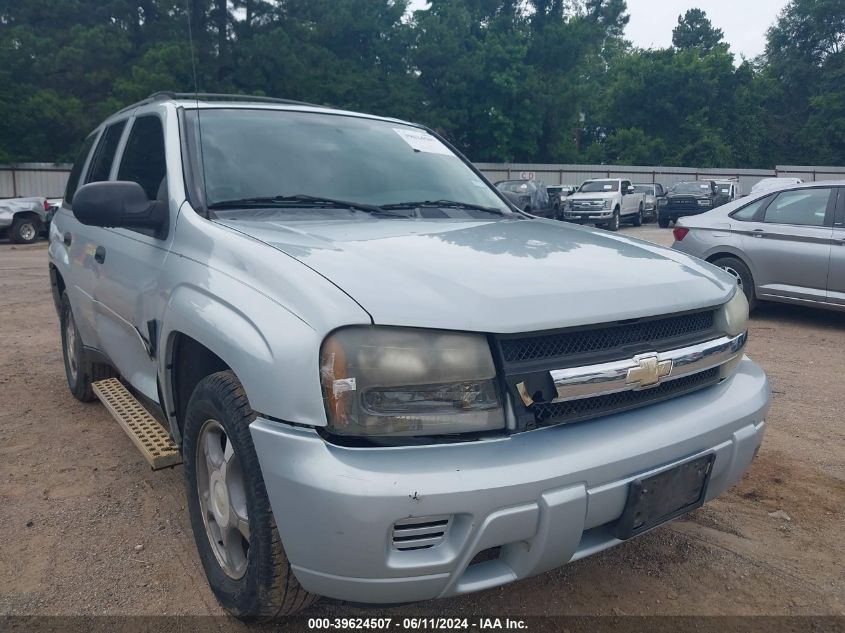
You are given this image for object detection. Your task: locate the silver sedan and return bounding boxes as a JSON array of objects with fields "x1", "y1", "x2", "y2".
[{"x1": 671, "y1": 181, "x2": 845, "y2": 312}]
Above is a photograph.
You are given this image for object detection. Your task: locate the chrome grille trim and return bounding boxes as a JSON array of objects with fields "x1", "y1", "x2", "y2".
[{"x1": 549, "y1": 331, "x2": 746, "y2": 404}]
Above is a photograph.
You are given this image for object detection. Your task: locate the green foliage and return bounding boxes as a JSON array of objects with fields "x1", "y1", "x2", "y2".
[
  {"x1": 672, "y1": 8, "x2": 726, "y2": 53},
  {"x1": 0, "y1": 0, "x2": 843, "y2": 168}
]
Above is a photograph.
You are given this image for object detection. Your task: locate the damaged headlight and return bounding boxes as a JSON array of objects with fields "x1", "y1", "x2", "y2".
[
  {"x1": 320, "y1": 327, "x2": 504, "y2": 437},
  {"x1": 715, "y1": 289, "x2": 749, "y2": 379}
]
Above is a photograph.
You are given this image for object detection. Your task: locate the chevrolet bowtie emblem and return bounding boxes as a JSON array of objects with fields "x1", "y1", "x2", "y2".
[{"x1": 626, "y1": 353, "x2": 673, "y2": 389}]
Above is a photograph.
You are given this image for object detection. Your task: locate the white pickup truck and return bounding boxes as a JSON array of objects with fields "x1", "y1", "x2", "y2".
[{"x1": 561, "y1": 178, "x2": 647, "y2": 231}]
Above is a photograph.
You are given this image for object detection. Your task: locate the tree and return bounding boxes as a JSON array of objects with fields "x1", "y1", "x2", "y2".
[{"x1": 672, "y1": 8, "x2": 725, "y2": 53}]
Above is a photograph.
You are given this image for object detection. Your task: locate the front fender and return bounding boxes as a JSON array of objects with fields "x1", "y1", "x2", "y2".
[{"x1": 161, "y1": 283, "x2": 329, "y2": 437}]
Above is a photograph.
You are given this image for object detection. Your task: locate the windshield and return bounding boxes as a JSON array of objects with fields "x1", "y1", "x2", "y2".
[
  {"x1": 670, "y1": 182, "x2": 712, "y2": 194},
  {"x1": 186, "y1": 108, "x2": 510, "y2": 213},
  {"x1": 497, "y1": 181, "x2": 535, "y2": 193},
  {"x1": 579, "y1": 180, "x2": 618, "y2": 193},
  {"x1": 632, "y1": 185, "x2": 654, "y2": 194}
]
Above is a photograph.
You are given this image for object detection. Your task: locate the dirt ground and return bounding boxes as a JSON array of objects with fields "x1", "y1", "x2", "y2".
[{"x1": 0, "y1": 226, "x2": 843, "y2": 625}]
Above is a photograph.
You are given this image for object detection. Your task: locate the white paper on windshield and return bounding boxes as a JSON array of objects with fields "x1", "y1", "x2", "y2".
[
  {"x1": 394, "y1": 128, "x2": 453, "y2": 155},
  {"x1": 603, "y1": 184, "x2": 613, "y2": 190},
  {"x1": 700, "y1": 184, "x2": 709, "y2": 188}
]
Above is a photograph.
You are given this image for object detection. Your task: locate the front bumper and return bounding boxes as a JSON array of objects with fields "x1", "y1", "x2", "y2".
[
  {"x1": 659, "y1": 207, "x2": 710, "y2": 221},
  {"x1": 562, "y1": 210, "x2": 613, "y2": 223},
  {"x1": 251, "y1": 357, "x2": 769, "y2": 604}
]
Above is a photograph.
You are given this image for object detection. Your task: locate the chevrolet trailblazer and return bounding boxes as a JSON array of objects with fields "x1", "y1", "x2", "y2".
[{"x1": 49, "y1": 93, "x2": 770, "y2": 620}]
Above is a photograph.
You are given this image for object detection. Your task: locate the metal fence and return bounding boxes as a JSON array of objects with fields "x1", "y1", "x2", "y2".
[
  {"x1": 0, "y1": 163, "x2": 72, "y2": 199},
  {"x1": 2, "y1": 162, "x2": 844, "y2": 200}
]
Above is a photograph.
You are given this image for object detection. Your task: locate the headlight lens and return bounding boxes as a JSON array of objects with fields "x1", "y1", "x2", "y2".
[
  {"x1": 716, "y1": 289, "x2": 749, "y2": 379},
  {"x1": 320, "y1": 327, "x2": 504, "y2": 437},
  {"x1": 658, "y1": 199, "x2": 668, "y2": 206},
  {"x1": 604, "y1": 200, "x2": 611, "y2": 209}
]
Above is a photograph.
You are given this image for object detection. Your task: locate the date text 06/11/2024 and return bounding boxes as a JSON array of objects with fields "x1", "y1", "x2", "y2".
[{"x1": 307, "y1": 618, "x2": 529, "y2": 630}]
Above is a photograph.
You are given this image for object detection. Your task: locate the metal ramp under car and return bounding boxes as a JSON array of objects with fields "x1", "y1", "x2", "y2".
[{"x1": 92, "y1": 378, "x2": 182, "y2": 470}]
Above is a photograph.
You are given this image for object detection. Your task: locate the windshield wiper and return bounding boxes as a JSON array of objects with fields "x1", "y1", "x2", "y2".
[
  {"x1": 379, "y1": 199, "x2": 506, "y2": 215},
  {"x1": 208, "y1": 194, "x2": 407, "y2": 217}
]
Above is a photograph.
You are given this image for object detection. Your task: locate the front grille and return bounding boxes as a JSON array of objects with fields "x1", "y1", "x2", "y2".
[
  {"x1": 392, "y1": 516, "x2": 451, "y2": 551},
  {"x1": 532, "y1": 367, "x2": 720, "y2": 427},
  {"x1": 499, "y1": 310, "x2": 715, "y2": 364}
]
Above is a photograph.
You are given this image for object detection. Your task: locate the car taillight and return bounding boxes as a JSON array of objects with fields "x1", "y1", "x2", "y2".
[
  {"x1": 673, "y1": 227, "x2": 689, "y2": 241},
  {"x1": 43, "y1": 200, "x2": 50, "y2": 211}
]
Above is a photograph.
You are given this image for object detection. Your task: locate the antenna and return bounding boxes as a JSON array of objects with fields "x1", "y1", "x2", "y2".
[{"x1": 184, "y1": 0, "x2": 209, "y2": 218}]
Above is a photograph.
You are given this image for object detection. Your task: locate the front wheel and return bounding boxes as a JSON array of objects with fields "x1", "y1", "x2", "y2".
[
  {"x1": 711, "y1": 256, "x2": 757, "y2": 311},
  {"x1": 606, "y1": 207, "x2": 620, "y2": 232},
  {"x1": 183, "y1": 371, "x2": 318, "y2": 620},
  {"x1": 10, "y1": 217, "x2": 40, "y2": 244},
  {"x1": 658, "y1": 217, "x2": 670, "y2": 228}
]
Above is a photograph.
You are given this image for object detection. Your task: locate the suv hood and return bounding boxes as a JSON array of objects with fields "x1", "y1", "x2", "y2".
[{"x1": 216, "y1": 217, "x2": 734, "y2": 333}]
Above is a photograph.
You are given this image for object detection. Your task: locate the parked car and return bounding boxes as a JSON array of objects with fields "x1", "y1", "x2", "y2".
[
  {"x1": 562, "y1": 178, "x2": 647, "y2": 230},
  {"x1": 50, "y1": 93, "x2": 769, "y2": 619},
  {"x1": 546, "y1": 185, "x2": 577, "y2": 214},
  {"x1": 0, "y1": 196, "x2": 54, "y2": 243},
  {"x1": 658, "y1": 180, "x2": 722, "y2": 228},
  {"x1": 632, "y1": 183, "x2": 665, "y2": 222},
  {"x1": 750, "y1": 177, "x2": 803, "y2": 195},
  {"x1": 672, "y1": 182, "x2": 844, "y2": 312},
  {"x1": 714, "y1": 179, "x2": 743, "y2": 205},
  {"x1": 495, "y1": 179, "x2": 552, "y2": 216}
]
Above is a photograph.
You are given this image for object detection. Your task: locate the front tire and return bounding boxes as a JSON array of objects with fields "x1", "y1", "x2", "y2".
[
  {"x1": 658, "y1": 217, "x2": 670, "y2": 228},
  {"x1": 183, "y1": 371, "x2": 318, "y2": 620},
  {"x1": 60, "y1": 291, "x2": 114, "y2": 401},
  {"x1": 10, "y1": 217, "x2": 40, "y2": 244},
  {"x1": 606, "y1": 207, "x2": 620, "y2": 231},
  {"x1": 711, "y1": 256, "x2": 757, "y2": 311}
]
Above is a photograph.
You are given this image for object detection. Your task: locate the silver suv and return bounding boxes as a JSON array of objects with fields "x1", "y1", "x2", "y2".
[{"x1": 49, "y1": 93, "x2": 770, "y2": 619}]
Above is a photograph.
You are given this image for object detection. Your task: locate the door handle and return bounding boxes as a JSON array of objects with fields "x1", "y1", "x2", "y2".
[
  {"x1": 751, "y1": 228, "x2": 766, "y2": 238},
  {"x1": 63, "y1": 232, "x2": 72, "y2": 247},
  {"x1": 94, "y1": 245, "x2": 106, "y2": 264}
]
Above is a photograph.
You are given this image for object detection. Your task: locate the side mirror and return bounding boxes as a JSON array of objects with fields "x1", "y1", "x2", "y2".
[{"x1": 72, "y1": 181, "x2": 167, "y2": 235}]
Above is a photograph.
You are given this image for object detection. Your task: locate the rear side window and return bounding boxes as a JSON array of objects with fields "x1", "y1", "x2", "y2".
[
  {"x1": 117, "y1": 115, "x2": 167, "y2": 200},
  {"x1": 64, "y1": 133, "x2": 97, "y2": 205},
  {"x1": 86, "y1": 121, "x2": 127, "y2": 183},
  {"x1": 731, "y1": 195, "x2": 771, "y2": 221},
  {"x1": 764, "y1": 188, "x2": 832, "y2": 227}
]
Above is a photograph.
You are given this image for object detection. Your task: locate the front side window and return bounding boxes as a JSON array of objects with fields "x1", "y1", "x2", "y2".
[
  {"x1": 64, "y1": 133, "x2": 97, "y2": 205},
  {"x1": 117, "y1": 115, "x2": 167, "y2": 200},
  {"x1": 86, "y1": 120, "x2": 127, "y2": 184},
  {"x1": 764, "y1": 188, "x2": 832, "y2": 227},
  {"x1": 187, "y1": 109, "x2": 509, "y2": 213}
]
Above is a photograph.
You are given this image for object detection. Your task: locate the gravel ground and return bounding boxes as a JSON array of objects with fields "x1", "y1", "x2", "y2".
[{"x1": 0, "y1": 225, "x2": 843, "y2": 626}]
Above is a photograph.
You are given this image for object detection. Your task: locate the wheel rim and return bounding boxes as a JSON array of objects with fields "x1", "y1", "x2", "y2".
[
  {"x1": 19, "y1": 222, "x2": 36, "y2": 241},
  {"x1": 720, "y1": 265, "x2": 744, "y2": 290},
  {"x1": 196, "y1": 419, "x2": 250, "y2": 579},
  {"x1": 65, "y1": 309, "x2": 79, "y2": 382}
]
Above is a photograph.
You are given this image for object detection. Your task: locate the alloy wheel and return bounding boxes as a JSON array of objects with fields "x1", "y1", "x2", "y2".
[{"x1": 196, "y1": 419, "x2": 251, "y2": 579}]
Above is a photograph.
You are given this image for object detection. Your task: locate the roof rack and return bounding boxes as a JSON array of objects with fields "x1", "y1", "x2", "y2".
[{"x1": 113, "y1": 92, "x2": 325, "y2": 116}]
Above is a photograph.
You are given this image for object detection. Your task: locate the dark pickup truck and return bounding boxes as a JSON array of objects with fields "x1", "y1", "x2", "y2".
[{"x1": 658, "y1": 180, "x2": 722, "y2": 228}]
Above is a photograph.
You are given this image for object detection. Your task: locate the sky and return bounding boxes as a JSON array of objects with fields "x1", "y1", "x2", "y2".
[
  {"x1": 625, "y1": 0, "x2": 789, "y2": 59},
  {"x1": 407, "y1": 1, "x2": 790, "y2": 60}
]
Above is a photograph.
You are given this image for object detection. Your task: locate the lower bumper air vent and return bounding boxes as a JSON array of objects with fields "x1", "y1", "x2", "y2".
[{"x1": 392, "y1": 515, "x2": 451, "y2": 551}]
